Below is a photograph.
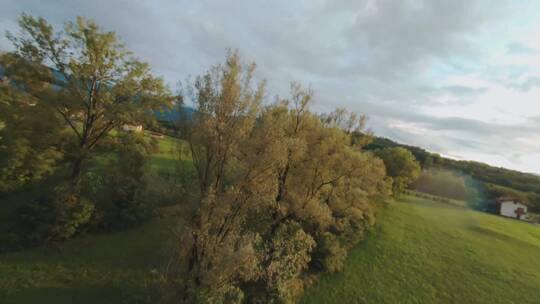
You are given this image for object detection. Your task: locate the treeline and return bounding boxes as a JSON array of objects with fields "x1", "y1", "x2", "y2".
[
  {"x1": 365, "y1": 137, "x2": 540, "y2": 212},
  {"x1": 0, "y1": 15, "x2": 429, "y2": 303}
]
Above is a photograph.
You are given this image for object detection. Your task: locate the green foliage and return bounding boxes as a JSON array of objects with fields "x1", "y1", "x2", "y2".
[
  {"x1": 264, "y1": 221, "x2": 316, "y2": 303},
  {"x1": 164, "y1": 53, "x2": 390, "y2": 303},
  {"x1": 0, "y1": 76, "x2": 64, "y2": 193},
  {"x1": 375, "y1": 147, "x2": 421, "y2": 194},
  {"x1": 4, "y1": 14, "x2": 172, "y2": 181},
  {"x1": 19, "y1": 184, "x2": 94, "y2": 243},
  {"x1": 91, "y1": 133, "x2": 155, "y2": 230}
]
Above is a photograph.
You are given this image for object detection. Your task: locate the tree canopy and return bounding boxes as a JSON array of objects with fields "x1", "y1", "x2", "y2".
[
  {"x1": 375, "y1": 147, "x2": 421, "y2": 194},
  {"x1": 1, "y1": 14, "x2": 172, "y2": 181}
]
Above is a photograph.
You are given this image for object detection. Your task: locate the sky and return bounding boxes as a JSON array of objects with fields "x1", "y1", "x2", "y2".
[{"x1": 1, "y1": 0, "x2": 539, "y2": 174}]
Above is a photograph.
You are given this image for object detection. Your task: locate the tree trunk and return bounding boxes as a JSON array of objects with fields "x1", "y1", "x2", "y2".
[{"x1": 71, "y1": 156, "x2": 84, "y2": 182}]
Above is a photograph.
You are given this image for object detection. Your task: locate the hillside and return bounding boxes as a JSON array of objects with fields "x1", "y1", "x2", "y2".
[
  {"x1": 302, "y1": 195, "x2": 540, "y2": 303},
  {"x1": 364, "y1": 136, "x2": 540, "y2": 212}
]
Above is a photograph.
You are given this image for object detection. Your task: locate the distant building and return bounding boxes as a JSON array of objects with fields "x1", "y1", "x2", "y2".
[
  {"x1": 498, "y1": 197, "x2": 528, "y2": 220},
  {"x1": 122, "y1": 124, "x2": 143, "y2": 132}
]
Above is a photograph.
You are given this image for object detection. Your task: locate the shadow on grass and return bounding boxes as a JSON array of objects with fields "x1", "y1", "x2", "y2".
[{"x1": 3, "y1": 284, "x2": 125, "y2": 304}]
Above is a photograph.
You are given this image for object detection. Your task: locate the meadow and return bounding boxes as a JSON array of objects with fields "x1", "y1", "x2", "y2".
[
  {"x1": 0, "y1": 217, "x2": 176, "y2": 304},
  {"x1": 301, "y1": 195, "x2": 540, "y2": 303}
]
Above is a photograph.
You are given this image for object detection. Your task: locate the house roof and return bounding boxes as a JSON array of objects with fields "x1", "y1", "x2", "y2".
[
  {"x1": 496, "y1": 196, "x2": 516, "y2": 202},
  {"x1": 496, "y1": 197, "x2": 527, "y2": 206}
]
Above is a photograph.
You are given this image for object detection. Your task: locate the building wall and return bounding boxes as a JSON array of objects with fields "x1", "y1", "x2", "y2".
[
  {"x1": 500, "y1": 201, "x2": 528, "y2": 219},
  {"x1": 122, "y1": 124, "x2": 143, "y2": 132}
]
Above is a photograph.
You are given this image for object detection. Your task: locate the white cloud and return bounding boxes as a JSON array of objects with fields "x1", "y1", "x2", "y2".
[{"x1": 1, "y1": 0, "x2": 539, "y2": 173}]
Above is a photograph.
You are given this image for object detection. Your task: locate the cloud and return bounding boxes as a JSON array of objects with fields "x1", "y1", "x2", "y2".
[
  {"x1": 1, "y1": 0, "x2": 539, "y2": 173},
  {"x1": 442, "y1": 85, "x2": 489, "y2": 97},
  {"x1": 506, "y1": 42, "x2": 538, "y2": 55},
  {"x1": 509, "y1": 76, "x2": 540, "y2": 92}
]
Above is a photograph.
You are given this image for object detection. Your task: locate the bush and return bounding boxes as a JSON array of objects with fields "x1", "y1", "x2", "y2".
[
  {"x1": 90, "y1": 133, "x2": 155, "y2": 230},
  {"x1": 19, "y1": 184, "x2": 94, "y2": 242}
]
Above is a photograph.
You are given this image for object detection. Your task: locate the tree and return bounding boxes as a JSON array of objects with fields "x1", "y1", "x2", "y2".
[
  {"x1": 170, "y1": 51, "x2": 271, "y2": 302},
  {"x1": 166, "y1": 53, "x2": 391, "y2": 303},
  {"x1": 375, "y1": 147, "x2": 421, "y2": 194},
  {"x1": 3, "y1": 14, "x2": 172, "y2": 182}
]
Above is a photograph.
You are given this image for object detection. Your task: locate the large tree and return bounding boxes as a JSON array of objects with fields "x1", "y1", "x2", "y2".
[
  {"x1": 167, "y1": 53, "x2": 391, "y2": 303},
  {"x1": 2, "y1": 14, "x2": 172, "y2": 181}
]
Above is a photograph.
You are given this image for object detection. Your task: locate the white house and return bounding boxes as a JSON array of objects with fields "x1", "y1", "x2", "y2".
[
  {"x1": 498, "y1": 198, "x2": 528, "y2": 220},
  {"x1": 122, "y1": 124, "x2": 143, "y2": 132}
]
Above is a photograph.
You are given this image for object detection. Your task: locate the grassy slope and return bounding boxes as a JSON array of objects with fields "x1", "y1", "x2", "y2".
[{"x1": 302, "y1": 195, "x2": 540, "y2": 304}]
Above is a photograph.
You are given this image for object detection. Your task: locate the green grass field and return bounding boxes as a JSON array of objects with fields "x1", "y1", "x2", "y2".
[
  {"x1": 0, "y1": 217, "x2": 177, "y2": 304},
  {"x1": 301, "y1": 195, "x2": 540, "y2": 304}
]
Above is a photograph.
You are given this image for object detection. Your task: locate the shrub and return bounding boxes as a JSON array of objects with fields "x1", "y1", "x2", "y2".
[{"x1": 19, "y1": 184, "x2": 94, "y2": 242}]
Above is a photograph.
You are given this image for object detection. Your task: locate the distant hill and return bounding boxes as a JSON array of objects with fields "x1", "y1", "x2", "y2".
[
  {"x1": 364, "y1": 135, "x2": 540, "y2": 212},
  {"x1": 154, "y1": 105, "x2": 194, "y2": 122}
]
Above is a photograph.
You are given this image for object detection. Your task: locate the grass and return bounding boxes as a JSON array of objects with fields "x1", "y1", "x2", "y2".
[
  {"x1": 301, "y1": 194, "x2": 540, "y2": 304},
  {"x1": 0, "y1": 217, "x2": 177, "y2": 304}
]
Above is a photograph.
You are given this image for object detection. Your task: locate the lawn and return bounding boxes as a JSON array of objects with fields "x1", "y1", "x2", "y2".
[
  {"x1": 0, "y1": 217, "x2": 178, "y2": 304},
  {"x1": 301, "y1": 194, "x2": 540, "y2": 304}
]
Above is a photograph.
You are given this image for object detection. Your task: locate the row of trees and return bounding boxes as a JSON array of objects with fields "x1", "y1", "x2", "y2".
[{"x1": 1, "y1": 15, "x2": 422, "y2": 302}]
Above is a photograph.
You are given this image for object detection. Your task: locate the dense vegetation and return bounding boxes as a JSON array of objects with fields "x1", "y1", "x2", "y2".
[
  {"x1": 0, "y1": 15, "x2": 178, "y2": 252},
  {"x1": 159, "y1": 53, "x2": 395, "y2": 303}
]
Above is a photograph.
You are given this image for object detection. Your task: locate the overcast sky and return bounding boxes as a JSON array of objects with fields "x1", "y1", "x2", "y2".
[{"x1": 1, "y1": 0, "x2": 540, "y2": 173}]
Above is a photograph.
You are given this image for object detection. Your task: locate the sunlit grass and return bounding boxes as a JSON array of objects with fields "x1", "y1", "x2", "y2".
[{"x1": 301, "y1": 194, "x2": 540, "y2": 304}]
